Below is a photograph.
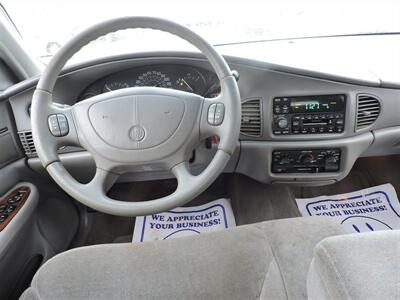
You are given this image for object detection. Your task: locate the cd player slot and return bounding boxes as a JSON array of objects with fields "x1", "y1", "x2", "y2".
[{"x1": 302, "y1": 121, "x2": 328, "y2": 126}]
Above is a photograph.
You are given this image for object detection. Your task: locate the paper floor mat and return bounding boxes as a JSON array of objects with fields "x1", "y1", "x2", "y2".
[
  {"x1": 132, "y1": 198, "x2": 236, "y2": 242},
  {"x1": 296, "y1": 183, "x2": 400, "y2": 233}
]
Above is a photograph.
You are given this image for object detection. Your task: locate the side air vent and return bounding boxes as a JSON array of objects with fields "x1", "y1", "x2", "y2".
[
  {"x1": 18, "y1": 131, "x2": 36, "y2": 157},
  {"x1": 241, "y1": 99, "x2": 262, "y2": 137},
  {"x1": 356, "y1": 94, "x2": 381, "y2": 130}
]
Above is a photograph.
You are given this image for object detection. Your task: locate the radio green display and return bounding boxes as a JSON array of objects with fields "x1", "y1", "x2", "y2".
[
  {"x1": 303, "y1": 101, "x2": 330, "y2": 111},
  {"x1": 290, "y1": 97, "x2": 344, "y2": 113}
]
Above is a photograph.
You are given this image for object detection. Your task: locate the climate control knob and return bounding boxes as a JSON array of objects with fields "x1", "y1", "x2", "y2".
[
  {"x1": 300, "y1": 153, "x2": 314, "y2": 165},
  {"x1": 324, "y1": 155, "x2": 339, "y2": 171}
]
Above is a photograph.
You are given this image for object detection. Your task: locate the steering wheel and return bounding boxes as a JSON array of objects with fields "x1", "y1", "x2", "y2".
[{"x1": 31, "y1": 17, "x2": 241, "y2": 216}]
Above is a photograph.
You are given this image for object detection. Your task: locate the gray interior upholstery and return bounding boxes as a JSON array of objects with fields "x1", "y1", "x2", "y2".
[
  {"x1": 20, "y1": 217, "x2": 344, "y2": 300},
  {"x1": 308, "y1": 230, "x2": 400, "y2": 300}
]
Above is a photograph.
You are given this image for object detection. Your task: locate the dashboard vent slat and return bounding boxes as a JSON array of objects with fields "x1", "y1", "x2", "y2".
[
  {"x1": 356, "y1": 94, "x2": 380, "y2": 131},
  {"x1": 241, "y1": 99, "x2": 262, "y2": 137},
  {"x1": 18, "y1": 131, "x2": 36, "y2": 157}
]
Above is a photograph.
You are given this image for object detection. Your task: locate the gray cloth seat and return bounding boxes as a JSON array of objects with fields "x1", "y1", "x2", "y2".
[
  {"x1": 308, "y1": 229, "x2": 400, "y2": 300},
  {"x1": 21, "y1": 217, "x2": 345, "y2": 300}
]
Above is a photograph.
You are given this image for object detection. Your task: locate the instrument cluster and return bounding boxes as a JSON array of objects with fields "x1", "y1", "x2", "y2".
[{"x1": 78, "y1": 64, "x2": 220, "y2": 101}]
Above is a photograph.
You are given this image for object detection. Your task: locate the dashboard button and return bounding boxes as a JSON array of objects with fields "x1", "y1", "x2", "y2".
[{"x1": 336, "y1": 119, "x2": 344, "y2": 125}]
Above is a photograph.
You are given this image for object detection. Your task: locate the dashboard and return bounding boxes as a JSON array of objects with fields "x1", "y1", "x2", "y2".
[
  {"x1": 3, "y1": 52, "x2": 400, "y2": 186},
  {"x1": 78, "y1": 64, "x2": 220, "y2": 101}
]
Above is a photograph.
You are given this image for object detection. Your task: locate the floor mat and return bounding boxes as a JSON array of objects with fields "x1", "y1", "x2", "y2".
[
  {"x1": 296, "y1": 183, "x2": 400, "y2": 233},
  {"x1": 132, "y1": 198, "x2": 236, "y2": 242}
]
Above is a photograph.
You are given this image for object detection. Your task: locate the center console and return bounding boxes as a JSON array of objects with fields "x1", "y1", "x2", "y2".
[{"x1": 273, "y1": 94, "x2": 346, "y2": 135}]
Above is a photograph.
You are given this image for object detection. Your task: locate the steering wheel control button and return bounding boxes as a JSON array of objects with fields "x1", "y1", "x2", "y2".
[
  {"x1": 208, "y1": 103, "x2": 225, "y2": 126},
  {"x1": 207, "y1": 103, "x2": 217, "y2": 125},
  {"x1": 57, "y1": 114, "x2": 69, "y2": 136},
  {"x1": 48, "y1": 114, "x2": 69, "y2": 137},
  {"x1": 214, "y1": 103, "x2": 225, "y2": 125},
  {"x1": 48, "y1": 114, "x2": 61, "y2": 136},
  {"x1": 129, "y1": 125, "x2": 146, "y2": 142},
  {"x1": 0, "y1": 204, "x2": 6, "y2": 213}
]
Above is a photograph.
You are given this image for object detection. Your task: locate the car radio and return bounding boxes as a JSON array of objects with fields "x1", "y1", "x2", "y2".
[{"x1": 272, "y1": 94, "x2": 346, "y2": 135}]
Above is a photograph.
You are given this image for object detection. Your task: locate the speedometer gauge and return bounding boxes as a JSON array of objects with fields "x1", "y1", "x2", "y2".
[{"x1": 135, "y1": 71, "x2": 172, "y2": 88}]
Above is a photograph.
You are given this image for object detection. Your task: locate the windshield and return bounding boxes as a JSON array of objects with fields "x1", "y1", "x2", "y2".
[{"x1": 2, "y1": 0, "x2": 400, "y2": 66}]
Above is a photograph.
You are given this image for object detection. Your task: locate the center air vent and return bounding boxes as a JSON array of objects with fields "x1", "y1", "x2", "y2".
[
  {"x1": 356, "y1": 94, "x2": 381, "y2": 130},
  {"x1": 18, "y1": 131, "x2": 36, "y2": 157},
  {"x1": 241, "y1": 99, "x2": 261, "y2": 137}
]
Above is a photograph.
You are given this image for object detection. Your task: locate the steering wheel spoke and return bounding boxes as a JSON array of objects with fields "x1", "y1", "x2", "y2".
[
  {"x1": 171, "y1": 161, "x2": 194, "y2": 187},
  {"x1": 31, "y1": 89, "x2": 80, "y2": 167},
  {"x1": 89, "y1": 168, "x2": 119, "y2": 194}
]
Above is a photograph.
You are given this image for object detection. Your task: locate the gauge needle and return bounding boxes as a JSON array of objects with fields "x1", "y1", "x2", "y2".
[{"x1": 180, "y1": 78, "x2": 194, "y2": 92}]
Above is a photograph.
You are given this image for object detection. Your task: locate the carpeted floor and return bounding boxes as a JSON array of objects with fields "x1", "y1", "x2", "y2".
[{"x1": 83, "y1": 155, "x2": 400, "y2": 245}]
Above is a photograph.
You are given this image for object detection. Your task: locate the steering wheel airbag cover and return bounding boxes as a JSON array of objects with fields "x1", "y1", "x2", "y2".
[{"x1": 88, "y1": 93, "x2": 185, "y2": 150}]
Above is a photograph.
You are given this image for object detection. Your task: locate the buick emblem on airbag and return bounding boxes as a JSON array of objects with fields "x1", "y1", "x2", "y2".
[{"x1": 129, "y1": 125, "x2": 146, "y2": 141}]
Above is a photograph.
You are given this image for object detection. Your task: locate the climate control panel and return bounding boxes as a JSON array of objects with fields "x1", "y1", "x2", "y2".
[{"x1": 272, "y1": 149, "x2": 341, "y2": 173}]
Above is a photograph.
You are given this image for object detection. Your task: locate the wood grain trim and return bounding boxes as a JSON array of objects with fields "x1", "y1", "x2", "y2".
[{"x1": 0, "y1": 186, "x2": 30, "y2": 232}]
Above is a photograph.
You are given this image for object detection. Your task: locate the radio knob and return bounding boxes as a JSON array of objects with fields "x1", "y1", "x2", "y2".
[{"x1": 277, "y1": 118, "x2": 289, "y2": 129}]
